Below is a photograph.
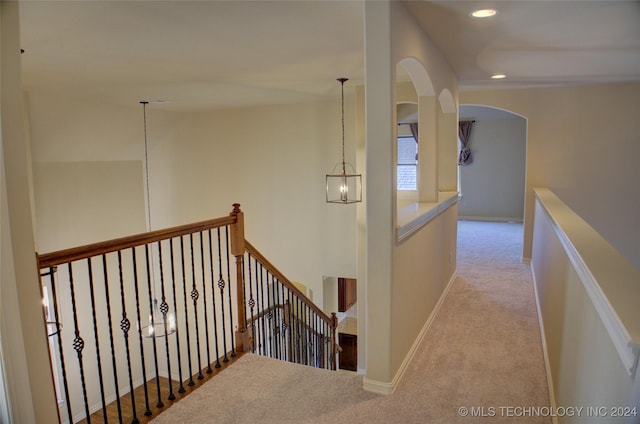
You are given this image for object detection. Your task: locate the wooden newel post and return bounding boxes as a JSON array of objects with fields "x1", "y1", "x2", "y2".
[
  {"x1": 230, "y1": 203, "x2": 251, "y2": 352},
  {"x1": 330, "y1": 312, "x2": 338, "y2": 370}
]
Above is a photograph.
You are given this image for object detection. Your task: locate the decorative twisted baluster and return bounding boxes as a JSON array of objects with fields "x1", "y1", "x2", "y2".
[
  {"x1": 102, "y1": 255, "x2": 123, "y2": 420},
  {"x1": 180, "y1": 236, "x2": 195, "y2": 387},
  {"x1": 157, "y1": 241, "x2": 175, "y2": 401},
  {"x1": 86, "y1": 258, "x2": 108, "y2": 422},
  {"x1": 224, "y1": 226, "x2": 236, "y2": 358},
  {"x1": 198, "y1": 232, "x2": 212, "y2": 374},
  {"x1": 131, "y1": 247, "x2": 152, "y2": 416},
  {"x1": 189, "y1": 234, "x2": 204, "y2": 380},
  {"x1": 208, "y1": 229, "x2": 222, "y2": 368},
  {"x1": 144, "y1": 245, "x2": 163, "y2": 408},
  {"x1": 69, "y1": 264, "x2": 91, "y2": 423},
  {"x1": 168, "y1": 239, "x2": 185, "y2": 393}
]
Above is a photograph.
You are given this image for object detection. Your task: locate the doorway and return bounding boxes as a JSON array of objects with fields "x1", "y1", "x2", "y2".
[
  {"x1": 337, "y1": 278, "x2": 357, "y2": 371},
  {"x1": 458, "y1": 105, "x2": 527, "y2": 223}
]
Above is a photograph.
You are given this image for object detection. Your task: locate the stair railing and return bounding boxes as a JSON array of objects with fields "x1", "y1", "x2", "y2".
[
  {"x1": 243, "y1": 240, "x2": 338, "y2": 370},
  {"x1": 36, "y1": 204, "x2": 337, "y2": 424}
]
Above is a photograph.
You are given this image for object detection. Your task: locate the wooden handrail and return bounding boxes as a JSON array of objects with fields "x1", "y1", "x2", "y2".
[
  {"x1": 246, "y1": 303, "x2": 283, "y2": 323},
  {"x1": 244, "y1": 240, "x2": 335, "y2": 327},
  {"x1": 246, "y1": 302, "x2": 327, "y2": 338},
  {"x1": 38, "y1": 215, "x2": 237, "y2": 268}
]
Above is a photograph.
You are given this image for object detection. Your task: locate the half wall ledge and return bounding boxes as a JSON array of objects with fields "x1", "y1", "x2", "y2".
[
  {"x1": 396, "y1": 191, "x2": 458, "y2": 242},
  {"x1": 533, "y1": 187, "x2": 640, "y2": 377}
]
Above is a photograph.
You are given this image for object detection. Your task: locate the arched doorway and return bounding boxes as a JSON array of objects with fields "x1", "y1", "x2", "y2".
[{"x1": 458, "y1": 105, "x2": 527, "y2": 224}]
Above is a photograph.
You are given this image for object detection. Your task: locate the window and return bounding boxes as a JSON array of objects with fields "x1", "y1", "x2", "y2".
[{"x1": 397, "y1": 136, "x2": 417, "y2": 190}]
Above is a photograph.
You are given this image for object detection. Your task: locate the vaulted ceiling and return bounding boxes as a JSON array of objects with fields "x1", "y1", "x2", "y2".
[{"x1": 18, "y1": 1, "x2": 640, "y2": 112}]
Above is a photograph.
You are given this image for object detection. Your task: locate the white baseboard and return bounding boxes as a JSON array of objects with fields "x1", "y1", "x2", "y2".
[
  {"x1": 530, "y1": 263, "x2": 559, "y2": 424},
  {"x1": 458, "y1": 216, "x2": 523, "y2": 223},
  {"x1": 363, "y1": 272, "x2": 457, "y2": 395}
]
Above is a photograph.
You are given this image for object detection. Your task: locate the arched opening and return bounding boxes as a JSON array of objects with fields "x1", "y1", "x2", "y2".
[
  {"x1": 458, "y1": 105, "x2": 528, "y2": 224},
  {"x1": 396, "y1": 58, "x2": 438, "y2": 209},
  {"x1": 396, "y1": 102, "x2": 418, "y2": 200}
]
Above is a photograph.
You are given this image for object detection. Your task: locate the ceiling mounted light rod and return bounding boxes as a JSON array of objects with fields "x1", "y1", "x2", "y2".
[
  {"x1": 326, "y1": 77, "x2": 362, "y2": 204},
  {"x1": 141, "y1": 101, "x2": 152, "y2": 231},
  {"x1": 139, "y1": 100, "x2": 176, "y2": 338}
]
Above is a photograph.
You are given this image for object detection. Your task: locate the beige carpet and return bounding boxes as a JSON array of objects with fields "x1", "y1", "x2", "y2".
[{"x1": 152, "y1": 220, "x2": 550, "y2": 423}]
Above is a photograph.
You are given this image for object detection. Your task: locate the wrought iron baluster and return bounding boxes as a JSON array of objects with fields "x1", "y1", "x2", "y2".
[
  {"x1": 208, "y1": 229, "x2": 222, "y2": 368},
  {"x1": 258, "y1": 263, "x2": 267, "y2": 356},
  {"x1": 315, "y1": 310, "x2": 321, "y2": 368},
  {"x1": 85, "y1": 258, "x2": 108, "y2": 422},
  {"x1": 189, "y1": 234, "x2": 204, "y2": 380},
  {"x1": 216, "y1": 227, "x2": 228, "y2": 363},
  {"x1": 102, "y1": 255, "x2": 123, "y2": 421},
  {"x1": 131, "y1": 247, "x2": 152, "y2": 416},
  {"x1": 325, "y1": 320, "x2": 330, "y2": 369},
  {"x1": 67, "y1": 263, "x2": 92, "y2": 422},
  {"x1": 269, "y1": 273, "x2": 279, "y2": 360},
  {"x1": 317, "y1": 315, "x2": 323, "y2": 369},
  {"x1": 144, "y1": 245, "x2": 164, "y2": 408},
  {"x1": 303, "y1": 303, "x2": 308, "y2": 365},
  {"x1": 198, "y1": 232, "x2": 212, "y2": 374},
  {"x1": 157, "y1": 241, "x2": 175, "y2": 401},
  {"x1": 278, "y1": 282, "x2": 286, "y2": 362},
  {"x1": 312, "y1": 309, "x2": 317, "y2": 368},
  {"x1": 48, "y1": 267, "x2": 73, "y2": 423},
  {"x1": 312, "y1": 306, "x2": 317, "y2": 367},
  {"x1": 293, "y1": 294, "x2": 299, "y2": 364},
  {"x1": 180, "y1": 236, "x2": 195, "y2": 387},
  {"x1": 298, "y1": 297, "x2": 304, "y2": 365},
  {"x1": 117, "y1": 250, "x2": 140, "y2": 424},
  {"x1": 246, "y1": 253, "x2": 256, "y2": 352},
  {"x1": 168, "y1": 238, "x2": 185, "y2": 393},
  {"x1": 285, "y1": 292, "x2": 293, "y2": 363},
  {"x1": 224, "y1": 226, "x2": 235, "y2": 358}
]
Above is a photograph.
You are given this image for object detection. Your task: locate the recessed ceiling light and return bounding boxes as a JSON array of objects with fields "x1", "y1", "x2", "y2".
[
  {"x1": 471, "y1": 8, "x2": 499, "y2": 18},
  {"x1": 491, "y1": 74, "x2": 506, "y2": 79}
]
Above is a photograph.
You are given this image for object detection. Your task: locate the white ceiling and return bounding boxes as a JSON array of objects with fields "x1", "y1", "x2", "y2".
[
  {"x1": 404, "y1": 0, "x2": 640, "y2": 89},
  {"x1": 18, "y1": 1, "x2": 640, "y2": 112}
]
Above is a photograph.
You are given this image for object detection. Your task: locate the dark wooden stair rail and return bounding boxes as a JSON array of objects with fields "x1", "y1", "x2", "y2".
[{"x1": 244, "y1": 240, "x2": 339, "y2": 369}]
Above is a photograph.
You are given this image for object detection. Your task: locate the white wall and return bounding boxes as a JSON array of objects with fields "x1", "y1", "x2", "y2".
[
  {"x1": 458, "y1": 115, "x2": 526, "y2": 222},
  {"x1": 461, "y1": 83, "x2": 640, "y2": 270}
]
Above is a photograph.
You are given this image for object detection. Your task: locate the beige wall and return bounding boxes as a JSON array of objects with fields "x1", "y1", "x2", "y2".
[
  {"x1": 460, "y1": 83, "x2": 640, "y2": 270},
  {"x1": 27, "y1": 90, "x2": 359, "y2": 315},
  {"x1": 33, "y1": 161, "x2": 146, "y2": 253},
  {"x1": 531, "y1": 192, "x2": 639, "y2": 421},
  {"x1": 363, "y1": 0, "x2": 458, "y2": 389},
  {"x1": 0, "y1": 2, "x2": 58, "y2": 421},
  {"x1": 391, "y1": 204, "x2": 457, "y2": 373},
  {"x1": 458, "y1": 116, "x2": 526, "y2": 221}
]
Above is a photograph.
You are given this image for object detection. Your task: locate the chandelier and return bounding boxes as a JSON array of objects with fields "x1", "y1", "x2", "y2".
[{"x1": 326, "y1": 78, "x2": 362, "y2": 204}]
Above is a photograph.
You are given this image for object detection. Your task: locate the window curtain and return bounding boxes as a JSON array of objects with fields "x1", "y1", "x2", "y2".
[
  {"x1": 458, "y1": 120, "x2": 475, "y2": 166},
  {"x1": 409, "y1": 123, "x2": 419, "y2": 160}
]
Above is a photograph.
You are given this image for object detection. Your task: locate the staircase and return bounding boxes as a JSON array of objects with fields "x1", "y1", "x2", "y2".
[{"x1": 37, "y1": 204, "x2": 338, "y2": 424}]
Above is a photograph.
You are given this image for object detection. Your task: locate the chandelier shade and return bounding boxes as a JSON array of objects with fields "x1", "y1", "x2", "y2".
[{"x1": 326, "y1": 78, "x2": 362, "y2": 204}]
